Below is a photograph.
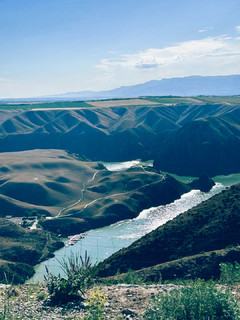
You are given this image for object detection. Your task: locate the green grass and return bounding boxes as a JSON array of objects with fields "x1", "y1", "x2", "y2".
[
  {"x1": 0, "y1": 101, "x2": 91, "y2": 110},
  {"x1": 83, "y1": 289, "x2": 107, "y2": 320},
  {"x1": 115, "y1": 269, "x2": 147, "y2": 285}
]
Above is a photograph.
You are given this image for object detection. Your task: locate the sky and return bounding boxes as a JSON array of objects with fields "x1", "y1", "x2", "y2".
[{"x1": 0, "y1": 0, "x2": 240, "y2": 98}]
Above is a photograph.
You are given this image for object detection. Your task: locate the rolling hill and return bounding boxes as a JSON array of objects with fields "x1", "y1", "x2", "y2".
[{"x1": 0, "y1": 149, "x2": 100, "y2": 217}]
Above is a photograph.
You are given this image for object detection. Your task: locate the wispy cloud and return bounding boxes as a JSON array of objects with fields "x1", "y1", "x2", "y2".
[
  {"x1": 96, "y1": 36, "x2": 240, "y2": 86},
  {"x1": 198, "y1": 27, "x2": 213, "y2": 33},
  {"x1": 236, "y1": 25, "x2": 240, "y2": 33},
  {"x1": 0, "y1": 78, "x2": 11, "y2": 83}
]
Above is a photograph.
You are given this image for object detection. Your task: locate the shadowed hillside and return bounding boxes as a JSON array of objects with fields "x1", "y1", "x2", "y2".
[
  {"x1": 96, "y1": 183, "x2": 240, "y2": 278},
  {"x1": 154, "y1": 108, "x2": 240, "y2": 176}
]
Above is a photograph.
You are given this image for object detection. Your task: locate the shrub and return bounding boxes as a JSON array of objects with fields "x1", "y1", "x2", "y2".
[
  {"x1": 220, "y1": 262, "x2": 240, "y2": 284},
  {"x1": 44, "y1": 251, "x2": 94, "y2": 304},
  {"x1": 144, "y1": 279, "x2": 240, "y2": 320},
  {"x1": 84, "y1": 289, "x2": 107, "y2": 320}
]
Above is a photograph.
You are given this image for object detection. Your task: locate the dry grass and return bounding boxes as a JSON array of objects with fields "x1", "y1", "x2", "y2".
[{"x1": 86, "y1": 98, "x2": 159, "y2": 108}]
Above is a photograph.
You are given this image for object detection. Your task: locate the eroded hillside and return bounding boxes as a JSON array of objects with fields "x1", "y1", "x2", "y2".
[{"x1": 0, "y1": 102, "x2": 240, "y2": 175}]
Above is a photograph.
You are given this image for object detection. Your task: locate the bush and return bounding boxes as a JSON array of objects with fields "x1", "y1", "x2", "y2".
[
  {"x1": 44, "y1": 251, "x2": 94, "y2": 304},
  {"x1": 144, "y1": 279, "x2": 240, "y2": 320},
  {"x1": 220, "y1": 262, "x2": 240, "y2": 284}
]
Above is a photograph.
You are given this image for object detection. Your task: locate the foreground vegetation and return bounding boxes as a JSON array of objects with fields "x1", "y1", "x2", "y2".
[
  {"x1": 1, "y1": 254, "x2": 240, "y2": 319},
  {"x1": 145, "y1": 280, "x2": 240, "y2": 320}
]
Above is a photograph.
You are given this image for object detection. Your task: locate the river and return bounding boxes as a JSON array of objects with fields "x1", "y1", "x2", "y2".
[{"x1": 30, "y1": 161, "x2": 240, "y2": 283}]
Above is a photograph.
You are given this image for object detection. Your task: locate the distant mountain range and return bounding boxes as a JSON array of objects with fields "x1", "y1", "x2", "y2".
[
  {"x1": 1, "y1": 75, "x2": 240, "y2": 102},
  {"x1": 50, "y1": 75, "x2": 240, "y2": 101}
]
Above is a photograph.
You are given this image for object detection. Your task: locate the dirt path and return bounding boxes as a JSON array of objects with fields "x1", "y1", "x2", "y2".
[
  {"x1": 57, "y1": 171, "x2": 99, "y2": 217},
  {"x1": 74, "y1": 175, "x2": 165, "y2": 215}
]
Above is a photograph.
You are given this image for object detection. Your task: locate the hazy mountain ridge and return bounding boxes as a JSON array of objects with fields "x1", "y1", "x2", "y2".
[{"x1": 49, "y1": 75, "x2": 240, "y2": 100}]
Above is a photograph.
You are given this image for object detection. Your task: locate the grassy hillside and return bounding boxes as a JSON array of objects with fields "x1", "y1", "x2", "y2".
[
  {"x1": 0, "y1": 149, "x2": 100, "y2": 217},
  {"x1": 0, "y1": 101, "x2": 91, "y2": 110},
  {"x1": 96, "y1": 183, "x2": 240, "y2": 278}
]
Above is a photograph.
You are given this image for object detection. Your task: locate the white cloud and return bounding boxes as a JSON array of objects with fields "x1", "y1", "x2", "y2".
[
  {"x1": 97, "y1": 36, "x2": 239, "y2": 70},
  {"x1": 236, "y1": 25, "x2": 240, "y2": 33},
  {"x1": 95, "y1": 36, "x2": 240, "y2": 87}
]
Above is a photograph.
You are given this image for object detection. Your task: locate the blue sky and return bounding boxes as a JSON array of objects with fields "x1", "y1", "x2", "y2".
[{"x1": 0, "y1": 0, "x2": 240, "y2": 98}]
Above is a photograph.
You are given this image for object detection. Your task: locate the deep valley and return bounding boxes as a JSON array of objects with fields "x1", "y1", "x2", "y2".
[{"x1": 0, "y1": 97, "x2": 240, "y2": 283}]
